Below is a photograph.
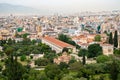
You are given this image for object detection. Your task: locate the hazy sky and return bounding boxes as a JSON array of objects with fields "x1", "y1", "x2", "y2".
[{"x1": 0, "y1": 0, "x2": 120, "y2": 14}]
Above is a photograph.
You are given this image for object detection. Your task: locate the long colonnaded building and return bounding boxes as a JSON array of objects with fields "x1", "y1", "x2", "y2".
[{"x1": 42, "y1": 36, "x2": 76, "y2": 53}]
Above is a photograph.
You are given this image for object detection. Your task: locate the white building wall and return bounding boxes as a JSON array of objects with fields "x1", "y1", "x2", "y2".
[
  {"x1": 102, "y1": 46, "x2": 113, "y2": 56},
  {"x1": 118, "y1": 35, "x2": 120, "y2": 48}
]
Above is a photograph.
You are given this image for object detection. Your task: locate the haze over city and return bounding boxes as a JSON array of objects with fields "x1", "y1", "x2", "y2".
[{"x1": 0, "y1": 0, "x2": 120, "y2": 15}]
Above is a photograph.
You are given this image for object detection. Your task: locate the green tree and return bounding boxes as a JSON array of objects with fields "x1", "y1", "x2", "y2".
[
  {"x1": 114, "y1": 30, "x2": 118, "y2": 48},
  {"x1": 37, "y1": 72, "x2": 49, "y2": 80},
  {"x1": 7, "y1": 38, "x2": 15, "y2": 45},
  {"x1": 94, "y1": 35, "x2": 101, "y2": 42},
  {"x1": 32, "y1": 49, "x2": 40, "y2": 54},
  {"x1": 22, "y1": 38, "x2": 31, "y2": 45},
  {"x1": 0, "y1": 51, "x2": 4, "y2": 58},
  {"x1": 82, "y1": 54, "x2": 86, "y2": 65},
  {"x1": 61, "y1": 75, "x2": 74, "y2": 80},
  {"x1": 3, "y1": 56, "x2": 26, "y2": 80},
  {"x1": 110, "y1": 60, "x2": 119, "y2": 80},
  {"x1": 31, "y1": 40, "x2": 37, "y2": 45},
  {"x1": 77, "y1": 68, "x2": 93, "y2": 80},
  {"x1": 38, "y1": 43, "x2": 51, "y2": 53},
  {"x1": 69, "y1": 62, "x2": 83, "y2": 71},
  {"x1": 104, "y1": 30, "x2": 109, "y2": 36},
  {"x1": 35, "y1": 58, "x2": 49, "y2": 66},
  {"x1": 62, "y1": 47, "x2": 69, "y2": 53},
  {"x1": 58, "y1": 34, "x2": 76, "y2": 46},
  {"x1": 114, "y1": 49, "x2": 120, "y2": 55},
  {"x1": 0, "y1": 65, "x2": 3, "y2": 71},
  {"x1": 45, "y1": 64, "x2": 62, "y2": 79},
  {"x1": 97, "y1": 25, "x2": 101, "y2": 32},
  {"x1": 22, "y1": 73, "x2": 29, "y2": 80},
  {"x1": 88, "y1": 44, "x2": 102, "y2": 58},
  {"x1": 24, "y1": 68, "x2": 48, "y2": 80},
  {"x1": 86, "y1": 63, "x2": 109, "y2": 74},
  {"x1": 58, "y1": 34, "x2": 70, "y2": 43},
  {"x1": 0, "y1": 74, "x2": 8, "y2": 80},
  {"x1": 20, "y1": 55, "x2": 26, "y2": 61},
  {"x1": 78, "y1": 49, "x2": 88, "y2": 65},
  {"x1": 59, "y1": 62, "x2": 69, "y2": 70},
  {"x1": 117, "y1": 73, "x2": 120, "y2": 80},
  {"x1": 0, "y1": 40, "x2": 6, "y2": 46},
  {"x1": 109, "y1": 32, "x2": 113, "y2": 44},
  {"x1": 76, "y1": 44, "x2": 81, "y2": 49},
  {"x1": 69, "y1": 56, "x2": 77, "y2": 64},
  {"x1": 44, "y1": 52, "x2": 57, "y2": 63},
  {"x1": 27, "y1": 69, "x2": 41, "y2": 80},
  {"x1": 69, "y1": 41, "x2": 76, "y2": 46},
  {"x1": 78, "y1": 49, "x2": 88, "y2": 57},
  {"x1": 22, "y1": 33, "x2": 29, "y2": 39},
  {"x1": 96, "y1": 55, "x2": 110, "y2": 63},
  {"x1": 4, "y1": 46, "x2": 14, "y2": 56}
]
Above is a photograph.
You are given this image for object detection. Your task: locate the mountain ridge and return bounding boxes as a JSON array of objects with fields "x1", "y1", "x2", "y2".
[{"x1": 0, "y1": 3, "x2": 48, "y2": 15}]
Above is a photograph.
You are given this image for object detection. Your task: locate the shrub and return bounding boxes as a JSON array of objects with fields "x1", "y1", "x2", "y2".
[{"x1": 20, "y1": 55, "x2": 26, "y2": 61}]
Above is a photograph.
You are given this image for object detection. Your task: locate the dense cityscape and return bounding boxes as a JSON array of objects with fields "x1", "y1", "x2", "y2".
[{"x1": 0, "y1": 0, "x2": 120, "y2": 80}]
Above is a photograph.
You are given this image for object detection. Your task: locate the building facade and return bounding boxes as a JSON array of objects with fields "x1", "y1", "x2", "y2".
[
  {"x1": 100, "y1": 44, "x2": 113, "y2": 55},
  {"x1": 118, "y1": 35, "x2": 120, "y2": 48}
]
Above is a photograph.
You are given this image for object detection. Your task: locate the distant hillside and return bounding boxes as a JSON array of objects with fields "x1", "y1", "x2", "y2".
[{"x1": 0, "y1": 3, "x2": 47, "y2": 15}]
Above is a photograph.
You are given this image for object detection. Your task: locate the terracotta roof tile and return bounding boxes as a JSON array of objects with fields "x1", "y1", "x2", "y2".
[{"x1": 43, "y1": 36, "x2": 74, "y2": 48}]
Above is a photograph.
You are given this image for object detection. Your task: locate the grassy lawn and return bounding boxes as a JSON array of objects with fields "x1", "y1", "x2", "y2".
[{"x1": 18, "y1": 60, "x2": 28, "y2": 65}]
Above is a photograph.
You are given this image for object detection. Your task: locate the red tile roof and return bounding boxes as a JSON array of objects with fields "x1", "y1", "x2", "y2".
[{"x1": 43, "y1": 36, "x2": 74, "y2": 48}]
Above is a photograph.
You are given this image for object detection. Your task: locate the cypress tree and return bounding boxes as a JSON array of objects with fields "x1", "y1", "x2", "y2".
[
  {"x1": 114, "y1": 30, "x2": 118, "y2": 48},
  {"x1": 82, "y1": 54, "x2": 86, "y2": 65},
  {"x1": 109, "y1": 32, "x2": 113, "y2": 44},
  {"x1": 78, "y1": 49, "x2": 87, "y2": 65}
]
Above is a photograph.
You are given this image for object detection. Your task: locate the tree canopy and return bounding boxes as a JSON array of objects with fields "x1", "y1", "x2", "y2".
[
  {"x1": 88, "y1": 44, "x2": 103, "y2": 58},
  {"x1": 94, "y1": 35, "x2": 101, "y2": 42},
  {"x1": 96, "y1": 55, "x2": 111, "y2": 63},
  {"x1": 58, "y1": 34, "x2": 77, "y2": 47}
]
